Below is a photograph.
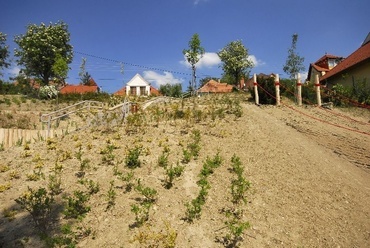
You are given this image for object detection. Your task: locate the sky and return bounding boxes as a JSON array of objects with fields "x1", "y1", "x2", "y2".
[{"x1": 1, "y1": 0, "x2": 369, "y2": 93}]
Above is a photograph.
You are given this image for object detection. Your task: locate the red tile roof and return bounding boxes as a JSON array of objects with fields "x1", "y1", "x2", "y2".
[
  {"x1": 198, "y1": 80, "x2": 233, "y2": 93},
  {"x1": 60, "y1": 85, "x2": 98, "y2": 94},
  {"x1": 320, "y1": 41, "x2": 370, "y2": 82}
]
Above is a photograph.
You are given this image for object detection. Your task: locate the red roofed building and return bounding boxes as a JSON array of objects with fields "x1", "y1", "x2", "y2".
[
  {"x1": 60, "y1": 85, "x2": 99, "y2": 94},
  {"x1": 307, "y1": 54, "x2": 344, "y2": 83},
  {"x1": 197, "y1": 79, "x2": 233, "y2": 94},
  {"x1": 319, "y1": 33, "x2": 370, "y2": 88}
]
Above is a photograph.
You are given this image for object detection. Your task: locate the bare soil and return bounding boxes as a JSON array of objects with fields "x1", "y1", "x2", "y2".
[{"x1": 0, "y1": 94, "x2": 370, "y2": 247}]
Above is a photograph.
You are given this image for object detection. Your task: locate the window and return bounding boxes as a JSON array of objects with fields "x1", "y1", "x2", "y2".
[
  {"x1": 140, "y1": 87, "x2": 146, "y2": 96},
  {"x1": 130, "y1": 87, "x2": 136, "y2": 96}
]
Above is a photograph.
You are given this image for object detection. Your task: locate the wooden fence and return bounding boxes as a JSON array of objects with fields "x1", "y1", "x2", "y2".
[{"x1": 0, "y1": 128, "x2": 63, "y2": 148}]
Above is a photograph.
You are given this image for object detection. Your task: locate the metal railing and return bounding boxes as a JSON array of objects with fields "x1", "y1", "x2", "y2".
[{"x1": 40, "y1": 100, "x2": 132, "y2": 137}]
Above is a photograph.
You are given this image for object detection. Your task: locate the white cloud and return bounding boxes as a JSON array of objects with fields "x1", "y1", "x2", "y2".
[
  {"x1": 180, "y1": 52, "x2": 221, "y2": 69},
  {"x1": 143, "y1": 71, "x2": 183, "y2": 87},
  {"x1": 8, "y1": 66, "x2": 21, "y2": 76},
  {"x1": 248, "y1": 55, "x2": 265, "y2": 67},
  {"x1": 194, "y1": 0, "x2": 209, "y2": 5}
]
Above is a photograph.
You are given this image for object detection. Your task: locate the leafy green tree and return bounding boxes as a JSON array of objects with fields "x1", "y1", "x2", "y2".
[
  {"x1": 183, "y1": 33, "x2": 205, "y2": 95},
  {"x1": 159, "y1": 83, "x2": 182, "y2": 97},
  {"x1": 52, "y1": 54, "x2": 68, "y2": 86},
  {"x1": 14, "y1": 21, "x2": 73, "y2": 86},
  {"x1": 283, "y1": 33, "x2": 305, "y2": 79},
  {"x1": 218, "y1": 40, "x2": 253, "y2": 86},
  {"x1": 0, "y1": 32, "x2": 10, "y2": 75}
]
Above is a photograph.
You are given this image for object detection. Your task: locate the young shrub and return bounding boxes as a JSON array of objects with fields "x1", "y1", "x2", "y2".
[
  {"x1": 15, "y1": 187, "x2": 54, "y2": 231},
  {"x1": 125, "y1": 146, "x2": 142, "y2": 169},
  {"x1": 164, "y1": 162, "x2": 184, "y2": 189},
  {"x1": 106, "y1": 180, "x2": 116, "y2": 210},
  {"x1": 63, "y1": 190, "x2": 91, "y2": 219}
]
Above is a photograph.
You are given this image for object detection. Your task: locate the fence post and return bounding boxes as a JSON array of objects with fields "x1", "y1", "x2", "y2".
[
  {"x1": 47, "y1": 116, "x2": 51, "y2": 138},
  {"x1": 253, "y1": 73, "x2": 259, "y2": 105},
  {"x1": 275, "y1": 74, "x2": 281, "y2": 106},
  {"x1": 315, "y1": 74, "x2": 322, "y2": 106},
  {"x1": 297, "y1": 73, "x2": 302, "y2": 106}
]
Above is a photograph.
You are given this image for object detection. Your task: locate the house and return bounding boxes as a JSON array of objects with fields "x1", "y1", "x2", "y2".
[
  {"x1": 319, "y1": 32, "x2": 370, "y2": 88},
  {"x1": 113, "y1": 73, "x2": 160, "y2": 96},
  {"x1": 59, "y1": 85, "x2": 99, "y2": 94},
  {"x1": 59, "y1": 78, "x2": 100, "y2": 94},
  {"x1": 307, "y1": 54, "x2": 344, "y2": 82},
  {"x1": 197, "y1": 79, "x2": 233, "y2": 94}
]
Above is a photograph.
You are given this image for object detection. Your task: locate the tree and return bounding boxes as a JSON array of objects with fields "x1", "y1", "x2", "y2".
[
  {"x1": 159, "y1": 83, "x2": 182, "y2": 97},
  {"x1": 52, "y1": 54, "x2": 68, "y2": 86},
  {"x1": 0, "y1": 32, "x2": 10, "y2": 75},
  {"x1": 283, "y1": 33, "x2": 305, "y2": 79},
  {"x1": 183, "y1": 33, "x2": 205, "y2": 95},
  {"x1": 14, "y1": 21, "x2": 73, "y2": 86},
  {"x1": 218, "y1": 40, "x2": 253, "y2": 86}
]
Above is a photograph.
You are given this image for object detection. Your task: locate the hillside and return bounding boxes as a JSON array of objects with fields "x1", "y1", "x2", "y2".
[{"x1": 0, "y1": 93, "x2": 370, "y2": 247}]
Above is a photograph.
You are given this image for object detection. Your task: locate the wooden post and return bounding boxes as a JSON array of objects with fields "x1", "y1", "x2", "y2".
[
  {"x1": 253, "y1": 73, "x2": 259, "y2": 105},
  {"x1": 315, "y1": 74, "x2": 322, "y2": 106},
  {"x1": 275, "y1": 74, "x2": 281, "y2": 106},
  {"x1": 297, "y1": 73, "x2": 302, "y2": 106}
]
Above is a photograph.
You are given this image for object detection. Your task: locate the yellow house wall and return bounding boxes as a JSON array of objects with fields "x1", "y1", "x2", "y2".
[{"x1": 325, "y1": 60, "x2": 370, "y2": 88}]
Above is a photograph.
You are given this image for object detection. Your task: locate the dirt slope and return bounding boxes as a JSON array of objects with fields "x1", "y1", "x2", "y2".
[{"x1": 0, "y1": 96, "x2": 369, "y2": 247}]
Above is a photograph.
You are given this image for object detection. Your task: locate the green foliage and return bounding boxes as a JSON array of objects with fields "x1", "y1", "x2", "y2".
[
  {"x1": 39, "y1": 85, "x2": 58, "y2": 99},
  {"x1": 183, "y1": 33, "x2": 205, "y2": 94},
  {"x1": 250, "y1": 75, "x2": 286, "y2": 105},
  {"x1": 125, "y1": 146, "x2": 142, "y2": 169},
  {"x1": 0, "y1": 32, "x2": 10, "y2": 74},
  {"x1": 48, "y1": 162, "x2": 63, "y2": 195},
  {"x1": 230, "y1": 154, "x2": 250, "y2": 205},
  {"x1": 159, "y1": 83, "x2": 183, "y2": 97},
  {"x1": 218, "y1": 40, "x2": 253, "y2": 86},
  {"x1": 52, "y1": 53, "x2": 69, "y2": 85},
  {"x1": 218, "y1": 208, "x2": 250, "y2": 247},
  {"x1": 283, "y1": 33, "x2": 305, "y2": 79},
  {"x1": 119, "y1": 171, "x2": 135, "y2": 192},
  {"x1": 106, "y1": 180, "x2": 116, "y2": 210},
  {"x1": 135, "y1": 179, "x2": 157, "y2": 203},
  {"x1": 15, "y1": 187, "x2": 54, "y2": 231},
  {"x1": 14, "y1": 21, "x2": 73, "y2": 85},
  {"x1": 63, "y1": 190, "x2": 90, "y2": 219},
  {"x1": 131, "y1": 202, "x2": 151, "y2": 227},
  {"x1": 164, "y1": 162, "x2": 184, "y2": 189}
]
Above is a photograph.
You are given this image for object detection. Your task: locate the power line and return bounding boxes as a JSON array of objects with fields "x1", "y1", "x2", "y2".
[{"x1": 74, "y1": 51, "x2": 192, "y2": 76}]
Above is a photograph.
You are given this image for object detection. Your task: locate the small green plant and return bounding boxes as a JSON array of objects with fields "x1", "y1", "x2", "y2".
[
  {"x1": 130, "y1": 202, "x2": 151, "y2": 227},
  {"x1": 0, "y1": 164, "x2": 10, "y2": 172},
  {"x1": 230, "y1": 155, "x2": 250, "y2": 205},
  {"x1": 79, "y1": 179, "x2": 100, "y2": 195},
  {"x1": 63, "y1": 190, "x2": 91, "y2": 219},
  {"x1": 15, "y1": 187, "x2": 54, "y2": 231},
  {"x1": 182, "y1": 149, "x2": 191, "y2": 164},
  {"x1": 158, "y1": 149, "x2": 169, "y2": 168},
  {"x1": 164, "y1": 162, "x2": 184, "y2": 189},
  {"x1": 43, "y1": 223, "x2": 77, "y2": 248},
  {"x1": 119, "y1": 171, "x2": 135, "y2": 192},
  {"x1": 135, "y1": 179, "x2": 157, "y2": 203},
  {"x1": 125, "y1": 146, "x2": 142, "y2": 169},
  {"x1": 0, "y1": 183, "x2": 11, "y2": 192},
  {"x1": 2, "y1": 207, "x2": 17, "y2": 221},
  {"x1": 106, "y1": 180, "x2": 116, "y2": 210},
  {"x1": 130, "y1": 221, "x2": 177, "y2": 247},
  {"x1": 217, "y1": 208, "x2": 250, "y2": 247},
  {"x1": 48, "y1": 162, "x2": 63, "y2": 195},
  {"x1": 9, "y1": 170, "x2": 20, "y2": 180}
]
